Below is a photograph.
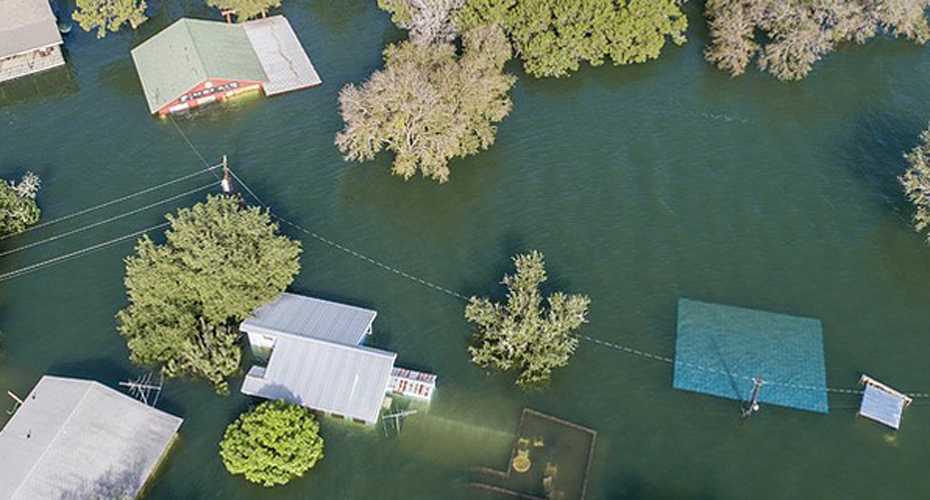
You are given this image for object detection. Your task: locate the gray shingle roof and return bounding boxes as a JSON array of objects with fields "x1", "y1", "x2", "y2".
[
  {"x1": 241, "y1": 292, "x2": 377, "y2": 346},
  {"x1": 0, "y1": 376, "x2": 183, "y2": 500},
  {"x1": 241, "y1": 336, "x2": 395, "y2": 424},
  {"x1": 0, "y1": 0, "x2": 63, "y2": 59}
]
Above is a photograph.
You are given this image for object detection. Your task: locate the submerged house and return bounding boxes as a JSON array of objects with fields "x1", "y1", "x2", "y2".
[
  {"x1": 131, "y1": 16, "x2": 320, "y2": 115},
  {"x1": 0, "y1": 0, "x2": 65, "y2": 83},
  {"x1": 240, "y1": 293, "x2": 436, "y2": 425},
  {"x1": 0, "y1": 376, "x2": 183, "y2": 500}
]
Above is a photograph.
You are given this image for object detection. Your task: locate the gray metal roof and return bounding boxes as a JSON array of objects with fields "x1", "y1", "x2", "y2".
[
  {"x1": 0, "y1": 0, "x2": 63, "y2": 59},
  {"x1": 241, "y1": 335, "x2": 395, "y2": 424},
  {"x1": 241, "y1": 292, "x2": 377, "y2": 346},
  {"x1": 859, "y1": 384, "x2": 907, "y2": 430},
  {"x1": 0, "y1": 376, "x2": 183, "y2": 500},
  {"x1": 242, "y1": 16, "x2": 321, "y2": 96}
]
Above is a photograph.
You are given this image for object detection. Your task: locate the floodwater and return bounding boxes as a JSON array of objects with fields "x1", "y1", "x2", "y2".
[{"x1": 3, "y1": 2, "x2": 930, "y2": 499}]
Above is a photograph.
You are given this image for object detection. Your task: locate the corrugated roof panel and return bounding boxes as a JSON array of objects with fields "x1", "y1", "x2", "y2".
[
  {"x1": 241, "y1": 336, "x2": 395, "y2": 424},
  {"x1": 0, "y1": 376, "x2": 183, "y2": 500},
  {"x1": 0, "y1": 0, "x2": 62, "y2": 59},
  {"x1": 241, "y1": 292, "x2": 377, "y2": 346}
]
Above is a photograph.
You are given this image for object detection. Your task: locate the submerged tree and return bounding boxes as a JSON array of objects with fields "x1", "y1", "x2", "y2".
[
  {"x1": 206, "y1": 0, "x2": 281, "y2": 22},
  {"x1": 901, "y1": 126, "x2": 930, "y2": 242},
  {"x1": 73, "y1": 0, "x2": 148, "y2": 38},
  {"x1": 466, "y1": 251, "x2": 590, "y2": 389},
  {"x1": 336, "y1": 25, "x2": 515, "y2": 183},
  {"x1": 457, "y1": 0, "x2": 688, "y2": 78},
  {"x1": 117, "y1": 195, "x2": 301, "y2": 394},
  {"x1": 0, "y1": 172, "x2": 41, "y2": 237},
  {"x1": 220, "y1": 400, "x2": 324, "y2": 486},
  {"x1": 705, "y1": 0, "x2": 930, "y2": 80},
  {"x1": 379, "y1": 0, "x2": 466, "y2": 44}
]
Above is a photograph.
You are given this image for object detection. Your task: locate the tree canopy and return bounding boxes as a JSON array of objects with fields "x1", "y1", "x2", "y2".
[
  {"x1": 206, "y1": 0, "x2": 281, "y2": 22},
  {"x1": 0, "y1": 172, "x2": 41, "y2": 237},
  {"x1": 117, "y1": 195, "x2": 301, "y2": 393},
  {"x1": 379, "y1": 0, "x2": 466, "y2": 44},
  {"x1": 73, "y1": 0, "x2": 147, "y2": 38},
  {"x1": 457, "y1": 0, "x2": 688, "y2": 78},
  {"x1": 220, "y1": 400, "x2": 324, "y2": 486},
  {"x1": 466, "y1": 251, "x2": 590, "y2": 388},
  {"x1": 705, "y1": 0, "x2": 930, "y2": 80},
  {"x1": 901, "y1": 126, "x2": 930, "y2": 242},
  {"x1": 336, "y1": 25, "x2": 515, "y2": 183}
]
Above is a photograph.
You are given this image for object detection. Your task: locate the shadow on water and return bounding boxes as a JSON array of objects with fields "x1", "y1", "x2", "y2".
[
  {"x1": 836, "y1": 109, "x2": 926, "y2": 216},
  {"x1": 607, "y1": 475, "x2": 718, "y2": 500},
  {"x1": 0, "y1": 65, "x2": 80, "y2": 109}
]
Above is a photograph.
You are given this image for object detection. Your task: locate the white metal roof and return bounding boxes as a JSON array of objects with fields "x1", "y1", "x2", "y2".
[
  {"x1": 241, "y1": 335, "x2": 395, "y2": 424},
  {"x1": 0, "y1": 0, "x2": 63, "y2": 59},
  {"x1": 242, "y1": 15, "x2": 321, "y2": 96},
  {"x1": 241, "y1": 292, "x2": 377, "y2": 346},
  {"x1": 0, "y1": 376, "x2": 183, "y2": 500},
  {"x1": 858, "y1": 376, "x2": 911, "y2": 430}
]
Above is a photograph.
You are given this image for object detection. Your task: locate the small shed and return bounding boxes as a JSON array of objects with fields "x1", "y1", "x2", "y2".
[
  {"x1": 242, "y1": 335, "x2": 396, "y2": 424},
  {"x1": 0, "y1": 376, "x2": 183, "y2": 500},
  {"x1": 673, "y1": 299, "x2": 829, "y2": 413},
  {"x1": 858, "y1": 375, "x2": 912, "y2": 430},
  {"x1": 131, "y1": 16, "x2": 320, "y2": 115},
  {"x1": 0, "y1": 0, "x2": 65, "y2": 83}
]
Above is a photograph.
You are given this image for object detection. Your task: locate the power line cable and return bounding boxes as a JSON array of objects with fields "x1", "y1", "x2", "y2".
[
  {"x1": 0, "y1": 182, "x2": 218, "y2": 258},
  {"x1": 2, "y1": 163, "x2": 224, "y2": 241},
  {"x1": 0, "y1": 223, "x2": 170, "y2": 283}
]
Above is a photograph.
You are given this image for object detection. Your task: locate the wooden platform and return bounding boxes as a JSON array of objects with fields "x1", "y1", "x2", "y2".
[
  {"x1": 0, "y1": 45, "x2": 64, "y2": 83},
  {"x1": 242, "y1": 16, "x2": 321, "y2": 97}
]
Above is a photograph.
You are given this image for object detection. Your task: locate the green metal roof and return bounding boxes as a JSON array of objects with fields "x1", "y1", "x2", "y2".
[{"x1": 130, "y1": 18, "x2": 267, "y2": 113}]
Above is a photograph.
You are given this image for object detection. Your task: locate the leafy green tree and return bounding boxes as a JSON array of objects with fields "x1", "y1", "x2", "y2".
[
  {"x1": 0, "y1": 172, "x2": 41, "y2": 237},
  {"x1": 206, "y1": 0, "x2": 281, "y2": 22},
  {"x1": 336, "y1": 25, "x2": 515, "y2": 182},
  {"x1": 901, "y1": 126, "x2": 930, "y2": 242},
  {"x1": 220, "y1": 400, "x2": 324, "y2": 486},
  {"x1": 466, "y1": 251, "x2": 590, "y2": 388},
  {"x1": 705, "y1": 0, "x2": 930, "y2": 80},
  {"x1": 73, "y1": 0, "x2": 147, "y2": 38},
  {"x1": 457, "y1": 0, "x2": 688, "y2": 78},
  {"x1": 117, "y1": 195, "x2": 301, "y2": 394}
]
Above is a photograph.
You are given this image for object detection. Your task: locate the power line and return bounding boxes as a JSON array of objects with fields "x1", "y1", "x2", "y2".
[
  {"x1": 1, "y1": 162, "x2": 224, "y2": 241},
  {"x1": 0, "y1": 223, "x2": 170, "y2": 283},
  {"x1": 0, "y1": 182, "x2": 218, "y2": 258}
]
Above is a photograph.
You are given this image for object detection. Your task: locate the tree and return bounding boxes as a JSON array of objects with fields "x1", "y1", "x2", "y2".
[
  {"x1": 379, "y1": 0, "x2": 466, "y2": 44},
  {"x1": 466, "y1": 251, "x2": 590, "y2": 388},
  {"x1": 901, "y1": 126, "x2": 930, "y2": 242},
  {"x1": 117, "y1": 195, "x2": 301, "y2": 394},
  {"x1": 0, "y1": 172, "x2": 41, "y2": 237},
  {"x1": 220, "y1": 400, "x2": 324, "y2": 486},
  {"x1": 73, "y1": 0, "x2": 147, "y2": 38},
  {"x1": 705, "y1": 0, "x2": 930, "y2": 80},
  {"x1": 457, "y1": 0, "x2": 688, "y2": 78},
  {"x1": 336, "y1": 25, "x2": 515, "y2": 183},
  {"x1": 206, "y1": 0, "x2": 281, "y2": 22}
]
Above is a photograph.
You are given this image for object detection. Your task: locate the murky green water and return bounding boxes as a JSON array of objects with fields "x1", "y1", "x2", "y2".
[{"x1": 3, "y1": 2, "x2": 930, "y2": 499}]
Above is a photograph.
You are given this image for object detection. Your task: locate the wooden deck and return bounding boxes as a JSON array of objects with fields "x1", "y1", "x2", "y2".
[
  {"x1": 243, "y1": 16, "x2": 321, "y2": 97},
  {"x1": 0, "y1": 45, "x2": 64, "y2": 83},
  {"x1": 858, "y1": 374, "x2": 912, "y2": 430}
]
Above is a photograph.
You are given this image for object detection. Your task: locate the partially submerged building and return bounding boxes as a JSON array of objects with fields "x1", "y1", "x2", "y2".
[
  {"x1": 0, "y1": 376, "x2": 183, "y2": 500},
  {"x1": 857, "y1": 374, "x2": 912, "y2": 430},
  {"x1": 131, "y1": 16, "x2": 320, "y2": 115},
  {"x1": 0, "y1": 0, "x2": 65, "y2": 83},
  {"x1": 240, "y1": 292, "x2": 436, "y2": 425}
]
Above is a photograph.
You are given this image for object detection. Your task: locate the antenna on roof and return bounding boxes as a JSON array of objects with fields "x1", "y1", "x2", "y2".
[
  {"x1": 741, "y1": 376, "x2": 764, "y2": 417},
  {"x1": 120, "y1": 372, "x2": 165, "y2": 407}
]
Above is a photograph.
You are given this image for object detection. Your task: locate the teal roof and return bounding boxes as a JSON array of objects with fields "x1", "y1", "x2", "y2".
[
  {"x1": 673, "y1": 299, "x2": 829, "y2": 413},
  {"x1": 130, "y1": 18, "x2": 267, "y2": 113}
]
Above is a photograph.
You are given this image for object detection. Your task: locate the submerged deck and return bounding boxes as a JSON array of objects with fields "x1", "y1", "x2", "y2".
[
  {"x1": 858, "y1": 375, "x2": 912, "y2": 430},
  {"x1": 243, "y1": 16, "x2": 321, "y2": 96}
]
